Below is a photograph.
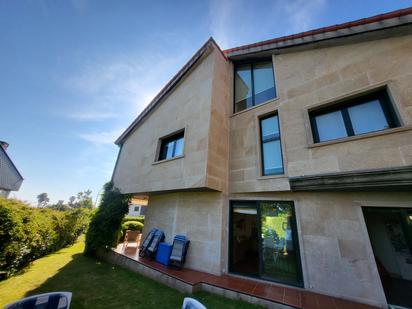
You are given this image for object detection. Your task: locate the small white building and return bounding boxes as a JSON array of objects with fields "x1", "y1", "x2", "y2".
[
  {"x1": 0, "y1": 141, "x2": 23, "y2": 198},
  {"x1": 127, "y1": 196, "x2": 148, "y2": 217}
]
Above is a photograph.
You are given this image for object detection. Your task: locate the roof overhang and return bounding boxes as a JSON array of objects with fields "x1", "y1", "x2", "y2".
[{"x1": 224, "y1": 7, "x2": 412, "y2": 59}]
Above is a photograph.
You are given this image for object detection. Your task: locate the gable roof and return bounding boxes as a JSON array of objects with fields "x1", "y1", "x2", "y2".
[
  {"x1": 115, "y1": 37, "x2": 225, "y2": 145},
  {"x1": 115, "y1": 7, "x2": 412, "y2": 145},
  {"x1": 224, "y1": 7, "x2": 412, "y2": 57}
]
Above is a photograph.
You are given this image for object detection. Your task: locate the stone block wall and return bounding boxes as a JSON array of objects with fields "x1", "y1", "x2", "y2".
[
  {"x1": 227, "y1": 191, "x2": 412, "y2": 307},
  {"x1": 143, "y1": 191, "x2": 226, "y2": 275},
  {"x1": 229, "y1": 35, "x2": 412, "y2": 192}
]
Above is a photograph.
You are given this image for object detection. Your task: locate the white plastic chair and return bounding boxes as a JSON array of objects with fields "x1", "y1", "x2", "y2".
[
  {"x1": 182, "y1": 297, "x2": 207, "y2": 309},
  {"x1": 5, "y1": 292, "x2": 72, "y2": 309}
]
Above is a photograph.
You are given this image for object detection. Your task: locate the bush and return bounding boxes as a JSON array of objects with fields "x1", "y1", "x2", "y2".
[
  {"x1": 84, "y1": 182, "x2": 130, "y2": 255},
  {"x1": 122, "y1": 216, "x2": 145, "y2": 225},
  {"x1": 0, "y1": 198, "x2": 91, "y2": 279},
  {"x1": 122, "y1": 221, "x2": 144, "y2": 232}
]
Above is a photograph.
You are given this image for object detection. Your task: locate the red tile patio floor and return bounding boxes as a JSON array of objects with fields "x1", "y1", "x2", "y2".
[{"x1": 114, "y1": 244, "x2": 377, "y2": 309}]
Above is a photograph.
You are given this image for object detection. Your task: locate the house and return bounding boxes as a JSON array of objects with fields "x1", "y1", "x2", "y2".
[
  {"x1": 127, "y1": 196, "x2": 148, "y2": 217},
  {"x1": 0, "y1": 141, "x2": 23, "y2": 198},
  {"x1": 112, "y1": 8, "x2": 412, "y2": 308}
]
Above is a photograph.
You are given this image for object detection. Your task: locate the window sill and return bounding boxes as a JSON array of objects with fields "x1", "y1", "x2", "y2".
[
  {"x1": 231, "y1": 97, "x2": 280, "y2": 117},
  {"x1": 257, "y1": 174, "x2": 287, "y2": 180},
  {"x1": 152, "y1": 155, "x2": 184, "y2": 165},
  {"x1": 308, "y1": 125, "x2": 412, "y2": 148}
]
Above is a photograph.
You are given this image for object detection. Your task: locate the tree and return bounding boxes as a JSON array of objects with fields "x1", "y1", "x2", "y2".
[
  {"x1": 48, "y1": 200, "x2": 70, "y2": 211},
  {"x1": 74, "y1": 190, "x2": 93, "y2": 209},
  {"x1": 37, "y1": 193, "x2": 50, "y2": 208},
  {"x1": 84, "y1": 182, "x2": 130, "y2": 255},
  {"x1": 68, "y1": 196, "x2": 76, "y2": 207}
]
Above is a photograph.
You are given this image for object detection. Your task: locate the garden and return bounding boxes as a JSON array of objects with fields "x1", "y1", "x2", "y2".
[{"x1": 0, "y1": 182, "x2": 259, "y2": 308}]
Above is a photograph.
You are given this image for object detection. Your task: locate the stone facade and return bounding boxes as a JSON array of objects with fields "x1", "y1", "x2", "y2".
[
  {"x1": 113, "y1": 28, "x2": 412, "y2": 308},
  {"x1": 143, "y1": 192, "x2": 226, "y2": 275}
]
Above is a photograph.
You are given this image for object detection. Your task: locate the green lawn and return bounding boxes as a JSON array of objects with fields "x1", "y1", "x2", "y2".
[{"x1": 0, "y1": 236, "x2": 260, "y2": 308}]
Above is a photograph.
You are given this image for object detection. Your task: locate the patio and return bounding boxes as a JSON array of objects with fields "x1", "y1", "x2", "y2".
[{"x1": 101, "y1": 242, "x2": 378, "y2": 309}]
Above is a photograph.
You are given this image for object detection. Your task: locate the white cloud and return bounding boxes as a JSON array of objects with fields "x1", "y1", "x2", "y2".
[
  {"x1": 208, "y1": 0, "x2": 235, "y2": 49},
  {"x1": 68, "y1": 110, "x2": 118, "y2": 121},
  {"x1": 280, "y1": 0, "x2": 326, "y2": 34},
  {"x1": 78, "y1": 128, "x2": 123, "y2": 146},
  {"x1": 209, "y1": 0, "x2": 326, "y2": 49},
  {"x1": 63, "y1": 51, "x2": 186, "y2": 124}
]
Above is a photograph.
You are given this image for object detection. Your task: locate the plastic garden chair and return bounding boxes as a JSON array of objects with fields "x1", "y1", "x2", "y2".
[
  {"x1": 5, "y1": 292, "x2": 72, "y2": 309},
  {"x1": 182, "y1": 297, "x2": 207, "y2": 309}
]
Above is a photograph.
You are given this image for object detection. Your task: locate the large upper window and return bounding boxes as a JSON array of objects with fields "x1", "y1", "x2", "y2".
[
  {"x1": 260, "y1": 114, "x2": 284, "y2": 176},
  {"x1": 157, "y1": 130, "x2": 184, "y2": 161},
  {"x1": 234, "y1": 60, "x2": 276, "y2": 113},
  {"x1": 310, "y1": 89, "x2": 400, "y2": 143}
]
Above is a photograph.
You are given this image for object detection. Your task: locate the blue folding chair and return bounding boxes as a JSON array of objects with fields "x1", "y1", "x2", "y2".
[
  {"x1": 139, "y1": 228, "x2": 157, "y2": 257},
  {"x1": 169, "y1": 235, "x2": 190, "y2": 268},
  {"x1": 146, "y1": 229, "x2": 165, "y2": 258}
]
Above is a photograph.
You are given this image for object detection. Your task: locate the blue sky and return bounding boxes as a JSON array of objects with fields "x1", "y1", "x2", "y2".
[{"x1": 1, "y1": 0, "x2": 411, "y2": 204}]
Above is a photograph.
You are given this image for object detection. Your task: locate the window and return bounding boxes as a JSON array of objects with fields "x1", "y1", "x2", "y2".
[
  {"x1": 310, "y1": 89, "x2": 400, "y2": 143},
  {"x1": 260, "y1": 114, "x2": 284, "y2": 176},
  {"x1": 234, "y1": 60, "x2": 276, "y2": 113},
  {"x1": 229, "y1": 200, "x2": 303, "y2": 287},
  {"x1": 158, "y1": 130, "x2": 185, "y2": 161},
  {"x1": 134, "y1": 206, "x2": 140, "y2": 212}
]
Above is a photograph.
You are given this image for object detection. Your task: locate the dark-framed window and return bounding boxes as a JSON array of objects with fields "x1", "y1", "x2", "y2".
[
  {"x1": 134, "y1": 206, "x2": 140, "y2": 212},
  {"x1": 260, "y1": 114, "x2": 284, "y2": 176},
  {"x1": 157, "y1": 130, "x2": 185, "y2": 161},
  {"x1": 310, "y1": 88, "x2": 400, "y2": 143},
  {"x1": 234, "y1": 60, "x2": 276, "y2": 113},
  {"x1": 229, "y1": 200, "x2": 303, "y2": 287}
]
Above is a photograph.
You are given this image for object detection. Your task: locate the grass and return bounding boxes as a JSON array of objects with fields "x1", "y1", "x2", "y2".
[{"x1": 0, "y1": 236, "x2": 261, "y2": 308}]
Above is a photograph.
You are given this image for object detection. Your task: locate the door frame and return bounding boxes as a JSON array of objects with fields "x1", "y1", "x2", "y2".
[
  {"x1": 361, "y1": 206, "x2": 412, "y2": 307},
  {"x1": 229, "y1": 200, "x2": 304, "y2": 287}
]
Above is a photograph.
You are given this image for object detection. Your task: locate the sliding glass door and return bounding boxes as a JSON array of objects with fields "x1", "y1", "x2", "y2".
[{"x1": 230, "y1": 200, "x2": 303, "y2": 287}]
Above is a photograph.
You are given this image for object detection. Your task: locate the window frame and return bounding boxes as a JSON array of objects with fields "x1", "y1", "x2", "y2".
[
  {"x1": 233, "y1": 58, "x2": 277, "y2": 114},
  {"x1": 309, "y1": 88, "x2": 400, "y2": 143},
  {"x1": 259, "y1": 113, "x2": 284, "y2": 176},
  {"x1": 156, "y1": 129, "x2": 185, "y2": 162}
]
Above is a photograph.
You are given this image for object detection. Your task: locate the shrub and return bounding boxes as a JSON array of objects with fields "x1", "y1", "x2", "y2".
[
  {"x1": 122, "y1": 215, "x2": 145, "y2": 225},
  {"x1": 84, "y1": 182, "x2": 130, "y2": 255},
  {"x1": 0, "y1": 198, "x2": 90, "y2": 278},
  {"x1": 122, "y1": 221, "x2": 144, "y2": 232}
]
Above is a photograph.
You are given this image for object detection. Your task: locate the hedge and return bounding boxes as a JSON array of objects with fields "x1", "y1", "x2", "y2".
[{"x1": 0, "y1": 198, "x2": 91, "y2": 279}]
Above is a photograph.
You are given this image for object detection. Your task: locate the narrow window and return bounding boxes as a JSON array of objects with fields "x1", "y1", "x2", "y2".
[
  {"x1": 158, "y1": 130, "x2": 185, "y2": 161},
  {"x1": 310, "y1": 88, "x2": 399, "y2": 143},
  {"x1": 260, "y1": 114, "x2": 284, "y2": 176},
  {"x1": 234, "y1": 60, "x2": 276, "y2": 113}
]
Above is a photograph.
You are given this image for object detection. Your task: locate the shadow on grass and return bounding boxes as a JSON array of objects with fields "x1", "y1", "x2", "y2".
[{"x1": 25, "y1": 253, "x2": 259, "y2": 309}]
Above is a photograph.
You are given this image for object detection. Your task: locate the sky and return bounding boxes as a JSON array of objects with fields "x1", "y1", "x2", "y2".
[{"x1": 1, "y1": 0, "x2": 411, "y2": 205}]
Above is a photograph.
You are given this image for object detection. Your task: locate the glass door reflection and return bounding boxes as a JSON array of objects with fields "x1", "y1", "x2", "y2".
[{"x1": 260, "y1": 201, "x2": 302, "y2": 285}]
